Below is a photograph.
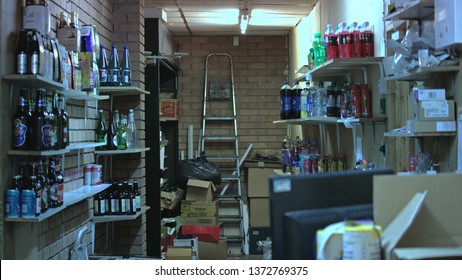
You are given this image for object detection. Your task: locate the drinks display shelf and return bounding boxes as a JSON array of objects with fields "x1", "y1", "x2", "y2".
[
  {"x1": 5, "y1": 183, "x2": 112, "y2": 222},
  {"x1": 93, "y1": 147, "x2": 150, "y2": 155},
  {"x1": 7, "y1": 142, "x2": 106, "y2": 156},
  {"x1": 2, "y1": 74, "x2": 109, "y2": 101},
  {"x1": 295, "y1": 57, "x2": 384, "y2": 82},
  {"x1": 383, "y1": 64, "x2": 460, "y2": 81},
  {"x1": 383, "y1": 0, "x2": 434, "y2": 21},
  {"x1": 99, "y1": 86, "x2": 150, "y2": 96},
  {"x1": 92, "y1": 206, "x2": 150, "y2": 223},
  {"x1": 384, "y1": 131, "x2": 456, "y2": 137},
  {"x1": 273, "y1": 117, "x2": 387, "y2": 126}
]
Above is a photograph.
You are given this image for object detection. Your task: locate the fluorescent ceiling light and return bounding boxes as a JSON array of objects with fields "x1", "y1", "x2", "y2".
[
  {"x1": 249, "y1": 8, "x2": 300, "y2": 26},
  {"x1": 240, "y1": 14, "x2": 249, "y2": 34},
  {"x1": 192, "y1": 9, "x2": 239, "y2": 25}
]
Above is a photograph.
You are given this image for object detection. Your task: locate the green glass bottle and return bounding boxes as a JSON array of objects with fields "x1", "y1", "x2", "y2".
[
  {"x1": 116, "y1": 113, "x2": 127, "y2": 150},
  {"x1": 95, "y1": 109, "x2": 107, "y2": 150}
]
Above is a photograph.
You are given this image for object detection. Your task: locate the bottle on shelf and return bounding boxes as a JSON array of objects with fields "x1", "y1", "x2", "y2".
[
  {"x1": 313, "y1": 32, "x2": 326, "y2": 67},
  {"x1": 280, "y1": 82, "x2": 291, "y2": 120},
  {"x1": 48, "y1": 159, "x2": 58, "y2": 208},
  {"x1": 93, "y1": 192, "x2": 105, "y2": 216},
  {"x1": 349, "y1": 22, "x2": 361, "y2": 57},
  {"x1": 326, "y1": 82, "x2": 337, "y2": 117},
  {"x1": 30, "y1": 175, "x2": 41, "y2": 217},
  {"x1": 310, "y1": 139, "x2": 320, "y2": 155},
  {"x1": 108, "y1": 43, "x2": 120, "y2": 86},
  {"x1": 127, "y1": 182, "x2": 136, "y2": 215},
  {"x1": 324, "y1": 24, "x2": 338, "y2": 61},
  {"x1": 16, "y1": 30, "x2": 29, "y2": 75},
  {"x1": 118, "y1": 182, "x2": 127, "y2": 215},
  {"x1": 12, "y1": 88, "x2": 31, "y2": 150},
  {"x1": 30, "y1": 89, "x2": 47, "y2": 150},
  {"x1": 45, "y1": 92, "x2": 55, "y2": 149},
  {"x1": 360, "y1": 84, "x2": 372, "y2": 118},
  {"x1": 37, "y1": 161, "x2": 49, "y2": 213},
  {"x1": 300, "y1": 84, "x2": 309, "y2": 118},
  {"x1": 351, "y1": 83, "x2": 362, "y2": 118},
  {"x1": 95, "y1": 109, "x2": 107, "y2": 150},
  {"x1": 126, "y1": 109, "x2": 137, "y2": 149},
  {"x1": 121, "y1": 45, "x2": 131, "y2": 86},
  {"x1": 359, "y1": 21, "x2": 374, "y2": 57},
  {"x1": 314, "y1": 81, "x2": 327, "y2": 117},
  {"x1": 58, "y1": 94, "x2": 69, "y2": 148},
  {"x1": 51, "y1": 91, "x2": 61, "y2": 150},
  {"x1": 307, "y1": 48, "x2": 314, "y2": 70},
  {"x1": 107, "y1": 111, "x2": 117, "y2": 150},
  {"x1": 133, "y1": 180, "x2": 141, "y2": 212},
  {"x1": 110, "y1": 182, "x2": 120, "y2": 215},
  {"x1": 55, "y1": 159, "x2": 64, "y2": 207},
  {"x1": 98, "y1": 44, "x2": 109, "y2": 87},
  {"x1": 117, "y1": 114, "x2": 127, "y2": 150},
  {"x1": 291, "y1": 136, "x2": 301, "y2": 175},
  {"x1": 336, "y1": 22, "x2": 350, "y2": 59},
  {"x1": 291, "y1": 82, "x2": 302, "y2": 119},
  {"x1": 281, "y1": 137, "x2": 291, "y2": 174},
  {"x1": 29, "y1": 31, "x2": 40, "y2": 75}
]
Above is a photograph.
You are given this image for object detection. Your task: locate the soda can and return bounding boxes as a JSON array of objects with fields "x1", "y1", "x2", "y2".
[
  {"x1": 21, "y1": 189, "x2": 36, "y2": 218},
  {"x1": 84, "y1": 164, "x2": 92, "y2": 186},
  {"x1": 91, "y1": 164, "x2": 102, "y2": 185},
  {"x1": 6, "y1": 189, "x2": 20, "y2": 218}
]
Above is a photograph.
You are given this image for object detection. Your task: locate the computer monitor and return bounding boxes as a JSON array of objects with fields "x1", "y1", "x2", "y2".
[
  {"x1": 269, "y1": 168, "x2": 393, "y2": 260},
  {"x1": 284, "y1": 204, "x2": 373, "y2": 260}
]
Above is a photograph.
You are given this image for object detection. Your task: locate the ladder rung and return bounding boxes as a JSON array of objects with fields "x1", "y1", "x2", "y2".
[
  {"x1": 202, "y1": 135, "x2": 237, "y2": 141},
  {"x1": 204, "y1": 115, "x2": 236, "y2": 121},
  {"x1": 206, "y1": 155, "x2": 239, "y2": 161},
  {"x1": 216, "y1": 195, "x2": 241, "y2": 200}
]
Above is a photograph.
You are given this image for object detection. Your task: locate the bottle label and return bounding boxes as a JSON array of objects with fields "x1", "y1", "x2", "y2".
[
  {"x1": 49, "y1": 182, "x2": 58, "y2": 202},
  {"x1": 17, "y1": 54, "x2": 28, "y2": 74},
  {"x1": 111, "y1": 198, "x2": 118, "y2": 213},
  {"x1": 135, "y1": 197, "x2": 140, "y2": 210},
  {"x1": 125, "y1": 198, "x2": 131, "y2": 212},
  {"x1": 31, "y1": 54, "x2": 39, "y2": 75},
  {"x1": 120, "y1": 200, "x2": 126, "y2": 213},
  {"x1": 108, "y1": 69, "x2": 119, "y2": 83},
  {"x1": 99, "y1": 200, "x2": 106, "y2": 214},
  {"x1": 57, "y1": 183, "x2": 64, "y2": 203},
  {"x1": 94, "y1": 200, "x2": 99, "y2": 214},
  {"x1": 281, "y1": 96, "x2": 291, "y2": 113},
  {"x1": 13, "y1": 119, "x2": 27, "y2": 147},
  {"x1": 36, "y1": 197, "x2": 41, "y2": 215},
  {"x1": 41, "y1": 124, "x2": 51, "y2": 147},
  {"x1": 99, "y1": 69, "x2": 108, "y2": 82},
  {"x1": 121, "y1": 70, "x2": 131, "y2": 83},
  {"x1": 63, "y1": 127, "x2": 68, "y2": 144}
]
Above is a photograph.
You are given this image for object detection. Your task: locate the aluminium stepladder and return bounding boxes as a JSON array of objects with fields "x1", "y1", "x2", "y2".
[{"x1": 201, "y1": 53, "x2": 247, "y2": 255}]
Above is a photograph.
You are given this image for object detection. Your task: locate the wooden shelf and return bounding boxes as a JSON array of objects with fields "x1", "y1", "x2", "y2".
[
  {"x1": 273, "y1": 117, "x2": 387, "y2": 126},
  {"x1": 384, "y1": 131, "x2": 456, "y2": 137},
  {"x1": 383, "y1": 0, "x2": 434, "y2": 21},
  {"x1": 384, "y1": 65, "x2": 460, "y2": 81},
  {"x1": 5, "y1": 183, "x2": 112, "y2": 222},
  {"x1": 99, "y1": 86, "x2": 150, "y2": 96},
  {"x1": 7, "y1": 142, "x2": 106, "y2": 156},
  {"x1": 93, "y1": 147, "x2": 150, "y2": 155},
  {"x1": 2, "y1": 74, "x2": 108, "y2": 101},
  {"x1": 92, "y1": 206, "x2": 150, "y2": 223}
]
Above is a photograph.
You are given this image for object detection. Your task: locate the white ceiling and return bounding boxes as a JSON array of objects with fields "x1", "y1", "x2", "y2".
[{"x1": 145, "y1": 0, "x2": 318, "y2": 36}]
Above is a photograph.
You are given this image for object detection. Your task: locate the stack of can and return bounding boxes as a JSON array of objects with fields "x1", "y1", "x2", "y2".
[{"x1": 84, "y1": 164, "x2": 102, "y2": 186}]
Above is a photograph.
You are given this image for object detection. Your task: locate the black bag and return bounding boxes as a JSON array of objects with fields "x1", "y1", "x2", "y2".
[{"x1": 177, "y1": 153, "x2": 221, "y2": 186}]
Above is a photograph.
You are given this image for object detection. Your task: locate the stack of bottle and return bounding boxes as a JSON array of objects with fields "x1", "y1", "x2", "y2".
[
  {"x1": 95, "y1": 108, "x2": 137, "y2": 150},
  {"x1": 93, "y1": 180, "x2": 141, "y2": 216},
  {"x1": 98, "y1": 43, "x2": 132, "y2": 87},
  {"x1": 281, "y1": 136, "x2": 348, "y2": 175},
  {"x1": 5, "y1": 158, "x2": 64, "y2": 218},
  {"x1": 12, "y1": 88, "x2": 69, "y2": 151}
]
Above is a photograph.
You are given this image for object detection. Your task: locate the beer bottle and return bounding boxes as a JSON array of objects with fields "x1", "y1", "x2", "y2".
[
  {"x1": 107, "y1": 43, "x2": 120, "y2": 86},
  {"x1": 51, "y1": 91, "x2": 61, "y2": 149},
  {"x1": 48, "y1": 159, "x2": 58, "y2": 208},
  {"x1": 13, "y1": 88, "x2": 31, "y2": 150},
  {"x1": 93, "y1": 192, "x2": 105, "y2": 216},
  {"x1": 98, "y1": 44, "x2": 109, "y2": 86},
  {"x1": 95, "y1": 109, "x2": 107, "y2": 149},
  {"x1": 31, "y1": 89, "x2": 48, "y2": 150},
  {"x1": 16, "y1": 30, "x2": 29, "y2": 75},
  {"x1": 107, "y1": 111, "x2": 117, "y2": 150},
  {"x1": 127, "y1": 182, "x2": 136, "y2": 215},
  {"x1": 58, "y1": 94, "x2": 69, "y2": 148},
  {"x1": 29, "y1": 31, "x2": 40, "y2": 75},
  {"x1": 133, "y1": 179, "x2": 141, "y2": 211},
  {"x1": 30, "y1": 175, "x2": 41, "y2": 216},
  {"x1": 103, "y1": 190, "x2": 110, "y2": 215},
  {"x1": 119, "y1": 181, "x2": 128, "y2": 215},
  {"x1": 120, "y1": 46, "x2": 131, "y2": 86},
  {"x1": 45, "y1": 93, "x2": 55, "y2": 149},
  {"x1": 116, "y1": 114, "x2": 127, "y2": 150},
  {"x1": 37, "y1": 161, "x2": 49, "y2": 213},
  {"x1": 110, "y1": 182, "x2": 120, "y2": 215},
  {"x1": 55, "y1": 159, "x2": 64, "y2": 207}
]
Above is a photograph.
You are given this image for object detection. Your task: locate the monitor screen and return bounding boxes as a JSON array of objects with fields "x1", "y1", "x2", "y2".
[
  {"x1": 284, "y1": 204, "x2": 373, "y2": 260},
  {"x1": 269, "y1": 168, "x2": 393, "y2": 260}
]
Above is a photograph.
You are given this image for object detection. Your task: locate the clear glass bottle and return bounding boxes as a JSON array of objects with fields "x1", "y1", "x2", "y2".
[
  {"x1": 95, "y1": 109, "x2": 107, "y2": 149},
  {"x1": 126, "y1": 109, "x2": 137, "y2": 149}
]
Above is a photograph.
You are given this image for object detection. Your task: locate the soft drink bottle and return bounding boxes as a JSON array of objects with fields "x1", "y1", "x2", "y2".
[
  {"x1": 313, "y1": 32, "x2": 326, "y2": 67},
  {"x1": 300, "y1": 84, "x2": 308, "y2": 118},
  {"x1": 346, "y1": 22, "x2": 357, "y2": 58},
  {"x1": 360, "y1": 21, "x2": 374, "y2": 57},
  {"x1": 350, "y1": 22, "x2": 362, "y2": 57},
  {"x1": 336, "y1": 22, "x2": 351, "y2": 59},
  {"x1": 280, "y1": 82, "x2": 291, "y2": 120},
  {"x1": 291, "y1": 82, "x2": 302, "y2": 119},
  {"x1": 324, "y1": 24, "x2": 338, "y2": 61}
]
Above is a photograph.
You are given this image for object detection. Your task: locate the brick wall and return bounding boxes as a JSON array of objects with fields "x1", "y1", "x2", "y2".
[{"x1": 0, "y1": 0, "x2": 147, "y2": 259}]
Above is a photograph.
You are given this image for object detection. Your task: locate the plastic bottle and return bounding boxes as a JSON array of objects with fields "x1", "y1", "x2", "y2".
[
  {"x1": 311, "y1": 139, "x2": 320, "y2": 155},
  {"x1": 280, "y1": 82, "x2": 292, "y2": 120},
  {"x1": 315, "y1": 81, "x2": 327, "y2": 117},
  {"x1": 300, "y1": 84, "x2": 309, "y2": 118},
  {"x1": 305, "y1": 81, "x2": 313, "y2": 117},
  {"x1": 313, "y1": 32, "x2": 326, "y2": 67},
  {"x1": 340, "y1": 82, "x2": 352, "y2": 119},
  {"x1": 324, "y1": 24, "x2": 338, "y2": 61},
  {"x1": 360, "y1": 21, "x2": 374, "y2": 57},
  {"x1": 360, "y1": 84, "x2": 372, "y2": 118},
  {"x1": 336, "y1": 22, "x2": 351, "y2": 59},
  {"x1": 349, "y1": 22, "x2": 361, "y2": 57},
  {"x1": 326, "y1": 82, "x2": 337, "y2": 117},
  {"x1": 281, "y1": 137, "x2": 291, "y2": 174},
  {"x1": 346, "y1": 22, "x2": 356, "y2": 58},
  {"x1": 291, "y1": 82, "x2": 302, "y2": 119},
  {"x1": 307, "y1": 48, "x2": 315, "y2": 70}
]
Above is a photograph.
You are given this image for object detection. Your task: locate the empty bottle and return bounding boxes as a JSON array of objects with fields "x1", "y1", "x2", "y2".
[
  {"x1": 280, "y1": 82, "x2": 291, "y2": 120},
  {"x1": 121, "y1": 45, "x2": 131, "y2": 86}
]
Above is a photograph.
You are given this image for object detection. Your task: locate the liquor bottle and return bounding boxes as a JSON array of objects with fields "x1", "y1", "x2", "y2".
[
  {"x1": 98, "y1": 44, "x2": 109, "y2": 86},
  {"x1": 29, "y1": 31, "x2": 40, "y2": 75},
  {"x1": 13, "y1": 88, "x2": 31, "y2": 150},
  {"x1": 107, "y1": 111, "x2": 117, "y2": 150},
  {"x1": 116, "y1": 114, "x2": 127, "y2": 150},
  {"x1": 95, "y1": 109, "x2": 107, "y2": 149},
  {"x1": 51, "y1": 91, "x2": 61, "y2": 149},
  {"x1": 58, "y1": 95, "x2": 69, "y2": 148},
  {"x1": 55, "y1": 159, "x2": 64, "y2": 207},
  {"x1": 133, "y1": 180, "x2": 141, "y2": 211},
  {"x1": 30, "y1": 175, "x2": 41, "y2": 216},
  {"x1": 120, "y1": 46, "x2": 131, "y2": 86},
  {"x1": 126, "y1": 109, "x2": 137, "y2": 149},
  {"x1": 16, "y1": 30, "x2": 29, "y2": 75},
  {"x1": 31, "y1": 89, "x2": 48, "y2": 150},
  {"x1": 108, "y1": 43, "x2": 120, "y2": 86}
]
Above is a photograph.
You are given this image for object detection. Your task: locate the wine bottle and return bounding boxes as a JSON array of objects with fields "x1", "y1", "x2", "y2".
[{"x1": 120, "y1": 46, "x2": 131, "y2": 86}]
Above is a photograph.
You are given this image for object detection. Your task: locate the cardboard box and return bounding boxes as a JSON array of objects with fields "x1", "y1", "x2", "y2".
[
  {"x1": 181, "y1": 224, "x2": 221, "y2": 242},
  {"x1": 174, "y1": 237, "x2": 199, "y2": 259},
  {"x1": 160, "y1": 99, "x2": 180, "y2": 120},
  {"x1": 247, "y1": 168, "x2": 276, "y2": 197},
  {"x1": 186, "y1": 179, "x2": 216, "y2": 201},
  {"x1": 161, "y1": 189, "x2": 184, "y2": 210},
  {"x1": 411, "y1": 120, "x2": 456, "y2": 133},
  {"x1": 181, "y1": 200, "x2": 218, "y2": 218},
  {"x1": 249, "y1": 227, "x2": 272, "y2": 255},
  {"x1": 373, "y1": 173, "x2": 462, "y2": 260},
  {"x1": 166, "y1": 246, "x2": 193, "y2": 260},
  {"x1": 416, "y1": 88, "x2": 446, "y2": 101},
  {"x1": 416, "y1": 100, "x2": 455, "y2": 121},
  {"x1": 198, "y1": 240, "x2": 228, "y2": 259},
  {"x1": 249, "y1": 198, "x2": 271, "y2": 227},
  {"x1": 181, "y1": 216, "x2": 218, "y2": 225}
]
